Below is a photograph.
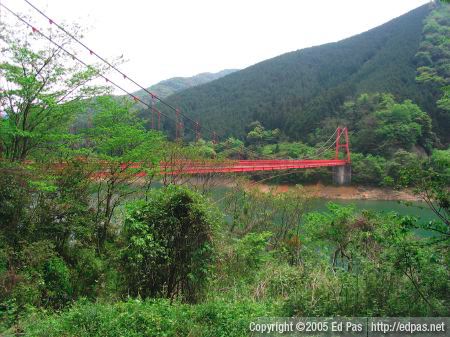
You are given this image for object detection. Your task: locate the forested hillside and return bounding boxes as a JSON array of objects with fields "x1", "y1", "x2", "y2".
[
  {"x1": 161, "y1": 4, "x2": 449, "y2": 143},
  {"x1": 132, "y1": 69, "x2": 237, "y2": 102}
]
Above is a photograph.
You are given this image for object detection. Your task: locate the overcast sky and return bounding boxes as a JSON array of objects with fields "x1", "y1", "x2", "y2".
[{"x1": 2, "y1": 0, "x2": 430, "y2": 92}]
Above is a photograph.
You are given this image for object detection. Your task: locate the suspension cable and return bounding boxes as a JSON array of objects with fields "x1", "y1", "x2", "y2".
[
  {"x1": 7, "y1": 1, "x2": 341, "y2": 162},
  {"x1": 22, "y1": 0, "x2": 219, "y2": 140},
  {"x1": 312, "y1": 127, "x2": 338, "y2": 155},
  {"x1": 0, "y1": 2, "x2": 204, "y2": 138}
]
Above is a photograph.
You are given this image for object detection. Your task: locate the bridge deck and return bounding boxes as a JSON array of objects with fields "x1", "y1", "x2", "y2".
[{"x1": 162, "y1": 159, "x2": 349, "y2": 174}]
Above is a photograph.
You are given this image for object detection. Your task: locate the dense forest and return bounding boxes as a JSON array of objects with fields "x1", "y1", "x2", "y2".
[
  {"x1": 0, "y1": 1, "x2": 449, "y2": 336},
  {"x1": 160, "y1": 3, "x2": 449, "y2": 143}
]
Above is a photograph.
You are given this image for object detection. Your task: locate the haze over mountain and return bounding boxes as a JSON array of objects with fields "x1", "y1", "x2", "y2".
[
  {"x1": 160, "y1": 4, "x2": 448, "y2": 142},
  {"x1": 132, "y1": 69, "x2": 238, "y2": 102}
]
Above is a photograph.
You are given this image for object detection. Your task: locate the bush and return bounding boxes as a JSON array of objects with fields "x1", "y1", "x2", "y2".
[
  {"x1": 22, "y1": 299, "x2": 187, "y2": 337},
  {"x1": 351, "y1": 153, "x2": 387, "y2": 185},
  {"x1": 21, "y1": 299, "x2": 276, "y2": 337},
  {"x1": 0, "y1": 163, "x2": 32, "y2": 245},
  {"x1": 121, "y1": 185, "x2": 220, "y2": 302},
  {"x1": 71, "y1": 248, "x2": 104, "y2": 299},
  {"x1": 43, "y1": 257, "x2": 72, "y2": 309}
]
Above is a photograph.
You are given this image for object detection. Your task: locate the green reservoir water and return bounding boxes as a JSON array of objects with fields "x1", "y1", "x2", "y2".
[
  {"x1": 207, "y1": 185, "x2": 438, "y2": 225},
  {"x1": 124, "y1": 182, "x2": 439, "y2": 226}
]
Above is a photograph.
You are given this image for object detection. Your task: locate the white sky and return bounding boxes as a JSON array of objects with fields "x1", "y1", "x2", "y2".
[{"x1": 2, "y1": 0, "x2": 430, "y2": 93}]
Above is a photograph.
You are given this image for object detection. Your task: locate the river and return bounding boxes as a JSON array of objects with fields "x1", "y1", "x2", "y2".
[
  {"x1": 133, "y1": 178, "x2": 439, "y2": 225},
  {"x1": 200, "y1": 181, "x2": 438, "y2": 225}
]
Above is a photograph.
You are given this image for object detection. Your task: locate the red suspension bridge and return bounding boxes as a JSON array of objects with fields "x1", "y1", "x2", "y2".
[
  {"x1": 161, "y1": 127, "x2": 351, "y2": 175},
  {"x1": 1, "y1": 2, "x2": 352, "y2": 183}
]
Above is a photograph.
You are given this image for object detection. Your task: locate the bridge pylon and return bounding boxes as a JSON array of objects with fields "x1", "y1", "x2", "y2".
[
  {"x1": 333, "y1": 127, "x2": 351, "y2": 185},
  {"x1": 335, "y1": 127, "x2": 350, "y2": 162}
]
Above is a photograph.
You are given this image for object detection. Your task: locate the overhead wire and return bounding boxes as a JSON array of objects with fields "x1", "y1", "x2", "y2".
[
  {"x1": 0, "y1": 2, "x2": 204, "y2": 138},
  {"x1": 22, "y1": 0, "x2": 219, "y2": 141},
  {"x1": 20, "y1": 0, "x2": 322, "y2": 159},
  {"x1": 7, "y1": 0, "x2": 342, "y2": 163}
]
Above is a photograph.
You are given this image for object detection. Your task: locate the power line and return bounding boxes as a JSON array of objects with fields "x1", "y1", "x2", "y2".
[
  {"x1": 22, "y1": 0, "x2": 218, "y2": 140},
  {"x1": 4, "y1": 1, "x2": 342, "y2": 162},
  {"x1": 0, "y1": 2, "x2": 205, "y2": 138}
]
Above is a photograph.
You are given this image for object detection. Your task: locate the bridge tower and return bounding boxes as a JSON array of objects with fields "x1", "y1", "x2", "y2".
[{"x1": 332, "y1": 127, "x2": 352, "y2": 185}]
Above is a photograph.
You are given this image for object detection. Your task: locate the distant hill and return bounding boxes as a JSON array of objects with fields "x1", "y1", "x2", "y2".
[
  {"x1": 73, "y1": 70, "x2": 238, "y2": 132},
  {"x1": 133, "y1": 69, "x2": 238, "y2": 102},
  {"x1": 161, "y1": 4, "x2": 449, "y2": 142}
]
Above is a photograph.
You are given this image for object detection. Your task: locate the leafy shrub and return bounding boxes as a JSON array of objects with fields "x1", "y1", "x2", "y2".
[
  {"x1": 234, "y1": 232, "x2": 272, "y2": 270},
  {"x1": 43, "y1": 257, "x2": 72, "y2": 309},
  {"x1": 351, "y1": 153, "x2": 387, "y2": 185},
  {"x1": 121, "y1": 185, "x2": 219, "y2": 302},
  {"x1": 21, "y1": 299, "x2": 275, "y2": 337},
  {"x1": 71, "y1": 248, "x2": 104, "y2": 299},
  {"x1": 0, "y1": 163, "x2": 32, "y2": 245}
]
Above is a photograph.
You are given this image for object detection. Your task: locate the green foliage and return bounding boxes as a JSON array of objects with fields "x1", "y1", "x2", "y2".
[
  {"x1": 375, "y1": 100, "x2": 433, "y2": 153},
  {"x1": 0, "y1": 161, "x2": 98, "y2": 323},
  {"x1": 3, "y1": 186, "x2": 449, "y2": 335},
  {"x1": 245, "y1": 121, "x2": 280, "y2": 146},
  {"x1": 43, "y1": 257, "x2": 72, "y2": 309},
  {"x1": 398, "y1": 154, "x2": 450, "y2": 230},
  {"x1": 0, "y1": 162, "x2": 32, "y2": 245},
  {"x1": 81, "y1": 96, "x2": 167, "y2": 250},
  {"x1": 416, "y1": 3, "x2": 450, "y2": 112},
  {"x1": 234, "y1": 232, "x2": 272, "y2": 270},
  {"x1": 70, "y1": 248, "x2": 104, "y2": 299},
  {"x1": 351, "y1": 153, "x2": 387, "y2": 185},
  {"x1": 437, "y1": 85, "x2": 450, "y2": 110},
  {"x1": 224, "y1": 185, "x2": 310, "y2": 245},
  {"x1": 327, "y1": 93, "x2": 435, "y2": 156},
  {"x1": 0, "y1": 23, "x2": 110, "y2": 161},
  {"x1": 189, "y1": 300, "x2": 275, "y2": 337},
  {"x1": 385, "y1": 150, "x2": 421, "y2": 183},
  {"x1": 345, "y1": 149, "x2": 420, "y2": 186},
  {"x1": 121, "y1": 185, "x2": 219, "y2": 302},
  {"x1": 302, "y1": 203, "x2": 357, "y2": 269},
  {"x1": 0, "y1": 160, "x2": 95, "y2": 249},
  {"x1": 286, "y1": 204, "x2": 450, "y2": 316},
  {"x1": 431, "y1": 147, "x2": 450, "y2": 180},
  {"x1": 161, "y1": 5, "x2": 449, "y2": 142},
  {"x1": 85, "y1": 96, "x2": 165, "y2": 162},
  {"x1": 22, "y1": 299, "x2": 190, "y2": 337},
  {"x1": 188, "y1": 139, "x2": 217, "y2": 158},
  {"x1": 1, "y1": 240, "x2": 59, "y2": 327},
  {"x1": 21, "y1": 299, "x2": 274, "y2": 337},
  {"x1": 32, "y1": 161, "x2": 97, "y2": 254},
  {"x1": 215, "y1": 137, "x2": 245, "y2": 159}
]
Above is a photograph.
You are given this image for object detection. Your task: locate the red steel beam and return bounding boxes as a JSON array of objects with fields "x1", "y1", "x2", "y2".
[{"x1": 162, "y1": 159, "x2": 348, "y2": 175}]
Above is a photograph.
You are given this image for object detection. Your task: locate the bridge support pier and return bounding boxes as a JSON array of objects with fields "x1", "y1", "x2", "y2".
[{"x1": 333, "y1": 164, "x2": 351, "y2": 185}]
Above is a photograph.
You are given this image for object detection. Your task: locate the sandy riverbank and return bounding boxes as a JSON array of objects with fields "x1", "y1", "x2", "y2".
[
  {"x1": 163, "y1": 177, "x2": 422, "y2": 202},
  {"x1": 248, "y1": 182, "x2": 421, "y2": 201}
]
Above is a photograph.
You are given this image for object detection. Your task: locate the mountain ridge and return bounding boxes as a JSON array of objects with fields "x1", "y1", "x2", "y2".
[
  {"x1": 159, "y1": 3, "x2": 448, "y2": 142},
  {"x1": 132, "y1": 69, "x2": 238, "y2": 102}
]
